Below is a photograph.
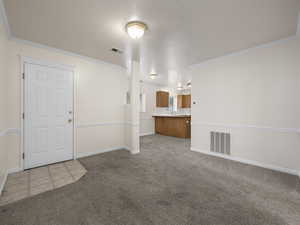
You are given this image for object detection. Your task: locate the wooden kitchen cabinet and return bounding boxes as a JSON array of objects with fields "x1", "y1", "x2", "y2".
[
  {"x1": 154, "y1": 116, "x2": 191, "y2": 138},
  {"x1": 156, "y1": 91, "x2": 169, "y2": 107},
  {"x1": 177, "y1": 94, "x2": 191, "y2": 108}
]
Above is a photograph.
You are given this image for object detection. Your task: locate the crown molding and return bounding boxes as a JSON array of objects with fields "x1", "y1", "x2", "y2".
[{"x1": 0, "y1": 0, "x2": 11, "y2": 38}]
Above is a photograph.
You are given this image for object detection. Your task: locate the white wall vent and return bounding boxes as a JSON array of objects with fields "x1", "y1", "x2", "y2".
[{"x1": 210, "y1": 131, "x2": 230, "y2": 155}]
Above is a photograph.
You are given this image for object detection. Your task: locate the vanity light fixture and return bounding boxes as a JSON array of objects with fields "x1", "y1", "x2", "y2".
[{"x1": 126, "y1": 21, "x2": 148, "y2": 39}]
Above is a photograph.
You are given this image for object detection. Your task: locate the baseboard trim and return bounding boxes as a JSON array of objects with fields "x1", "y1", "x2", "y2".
[
  {"x1": 140, "y1": 132, "x2": 155, "y2": 136},
  {"x1": 77, "y1": 147, "x2": 127, "y2": 158},
  {"x1": 7, "y1": 167, "x2": 22, "y2": 174},
  {"x1": 124, "y1": 146, "x2": 131, "y2": 151},
  {"x1": 0, "y1": 172, "x2": 8, "y2": 196},
  {"x1": 190, "y1": 147, "x2": 299, "y2": 176},
  {"x1": 130, "y1": 150, "x2": 140, "y2": 155}
]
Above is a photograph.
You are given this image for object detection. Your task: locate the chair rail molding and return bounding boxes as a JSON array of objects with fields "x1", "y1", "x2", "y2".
[
  {"x1": 76, "y1": 122, "x2": 125, "y2": 128},
  {"x1": 192, "y1": 122, "x2": 300, "y2": 133}
]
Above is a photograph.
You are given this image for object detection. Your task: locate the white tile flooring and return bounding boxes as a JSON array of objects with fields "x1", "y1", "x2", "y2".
[{"x1": 0, "y1": 160, "x2": 86, "y2": 206}]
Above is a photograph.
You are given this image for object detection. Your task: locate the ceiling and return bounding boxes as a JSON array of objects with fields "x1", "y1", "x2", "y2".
[{"x1": 3, "y1": 0, "x2": 300, "y2": 86}]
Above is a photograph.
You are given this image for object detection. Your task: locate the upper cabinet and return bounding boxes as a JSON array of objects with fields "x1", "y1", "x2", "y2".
[
  {"x1": 177, "y1": 94, "x2": 191, "y2": 108},
  {"x1": 156, "y1": 91, "x2": 169, "y2": 107}
]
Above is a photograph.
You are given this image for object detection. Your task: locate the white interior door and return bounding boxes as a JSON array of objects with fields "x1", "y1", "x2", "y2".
[{"x1": 24, "y1": 62, "x2": 74, "y2": 169}]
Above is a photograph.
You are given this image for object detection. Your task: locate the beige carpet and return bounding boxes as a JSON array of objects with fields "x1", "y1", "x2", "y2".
[{"x1": 0, "y1": 135, "x2": 299, "y2": 225}]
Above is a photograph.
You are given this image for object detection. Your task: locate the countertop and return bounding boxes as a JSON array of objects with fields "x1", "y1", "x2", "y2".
[{"x1": 152, "y1": 114, "x2": 191, "y2": 118}]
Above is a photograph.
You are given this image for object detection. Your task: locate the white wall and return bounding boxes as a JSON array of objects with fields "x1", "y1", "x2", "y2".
[
  {"x1": 0, "y1": 13, "x2": 8, "y2": 192},
  {"x1": 4, "y1": 39, "x2": 128, "y2": 171},
  {"x1": 190, "y1": 37, "x2": 300, "y2": 174},
  {"x1": 140, "y1": 82, "x2": 159, "y2": 136}
]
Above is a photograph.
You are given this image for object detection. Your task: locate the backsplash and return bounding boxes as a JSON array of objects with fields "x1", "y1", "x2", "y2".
[
  {"x1": 154, "y1": 107, "x2": 170, "y2": 114},
  {"x1": 177, "y1": 108, "x2": 191, "y2": 115},
  {"x1": 154, "y1": 107, "x2": 191, "y2": 115}
]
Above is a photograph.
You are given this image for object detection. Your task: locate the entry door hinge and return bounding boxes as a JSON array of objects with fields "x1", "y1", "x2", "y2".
[
  {"x1": 22, "y1": 113, "x2": 25, "y2": 119},
  {"x1": 22, "y1": 153, "x2": 25, "y2": 159},
  {"x1": 22, "y1": 73, "x2": 25, "y2": 79}
]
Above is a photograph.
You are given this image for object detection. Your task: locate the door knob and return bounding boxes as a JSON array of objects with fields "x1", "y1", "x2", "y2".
[{"x1": 68, "y1": 119, "x2": 72, "y2": 123}]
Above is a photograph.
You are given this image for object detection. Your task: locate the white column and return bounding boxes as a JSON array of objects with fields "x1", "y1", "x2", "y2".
[{"x1": 129, "y1": 61, "x2": 140, "y2": 154}]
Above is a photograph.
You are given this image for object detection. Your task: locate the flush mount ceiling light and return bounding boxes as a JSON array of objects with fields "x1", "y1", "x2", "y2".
[
  {"x1": 126, "y1": 21, "x2": 148, "y2": 39},
  {"x1": 150, "y1": 73, "x2": 158, "y2": 79}
]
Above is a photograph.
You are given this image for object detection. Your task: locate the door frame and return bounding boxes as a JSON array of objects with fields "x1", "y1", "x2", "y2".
[{"x1": 20, "y1": 56, "x2": 77, "y2": 170}]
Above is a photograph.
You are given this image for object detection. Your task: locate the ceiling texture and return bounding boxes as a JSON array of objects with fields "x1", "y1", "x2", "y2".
[{"x1": 3, "y1": 0, "x2": 300, "y2": 86}]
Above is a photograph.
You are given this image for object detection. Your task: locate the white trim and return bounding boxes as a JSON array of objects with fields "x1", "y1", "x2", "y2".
[
  {"x1": 130, "y1": 150, "x2": 140, "y2": 155},
  {"x1": 0, "y1": 172, "x2": 8, "y2": 196},
  {"x1": 0, "y1": 128, "x2": 21, "y2": 136},
  {"x1": 7, "y1": 167, "x2": 22, "y2": 174},
  {"x1": 123, "y1": 146, "x2": 131, "y2": 152},
  {"x1": 77, "y1": 147, "x2": 127, "y2": 158},
  {"x1": 189, "y1": 35, "x2": 298, "y2": 68},
  {"x1": 140, "y1": 118, "x2": 154, "y2": 121},
  {"x1": 0, "y1": 168, "x2": 24, "y2": 196},
  {"x1": 13, "y1": 38, "x2": 126, "y2": 71},
  {"x1": 0, "y1": 0, "x2": 12, "y2": 38},
  {"x1": 6, "y1": 128, "x2": 21, "y2": 135},
  {"x1": 190, "y1": 147, "x2": 299, "y2": 176},
  {"x1": 124, "y1": 122, "x2": 139, "y2": 126},
  {"x1": 20, "y1": 55, "x2": 25, "y2": 171},
  {"x1": 192, "y1": 122, "x2": 300, "y2": 133},
  {"x1": 73, "y1": 67, "x2": 78, "y2": 160},
  {"x1": 22, "y1": 56, "x2": 75, "y2": 71},
  {"x1": 140, "y1": 132, "x2": 155, "y2": 136},
  {"x1": 297, "y1": 13, "x2": 300, "y2": 35},
  {"x1": 77, "y1": 122, "x2": 124, "y2": 128}
]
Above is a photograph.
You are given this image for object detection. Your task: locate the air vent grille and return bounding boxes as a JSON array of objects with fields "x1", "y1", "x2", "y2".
[
  {"x1": 111, "y1": 48, "x2": 123, "y2": 54},
  {"x1": 210, "y1": 131, "x2": 230, "y2": 155}
]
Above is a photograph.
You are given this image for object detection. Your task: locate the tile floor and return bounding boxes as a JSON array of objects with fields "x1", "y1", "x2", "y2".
[{"x1": 0, "y1": 160, "x2": 86, "y2": 206}]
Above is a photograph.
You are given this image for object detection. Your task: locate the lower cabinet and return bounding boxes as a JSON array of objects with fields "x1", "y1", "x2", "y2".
[{"x1": 154, "y1": 116, "x2": 191, "y2": 138}]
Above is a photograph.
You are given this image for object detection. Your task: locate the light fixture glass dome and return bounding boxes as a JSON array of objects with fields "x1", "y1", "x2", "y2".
[
  {"x1": 150, "y1": 73, "x2": 158, "y2": 79},
  {"x1": 126, "y1": 21, "x2": 147, "y2": 39}
]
